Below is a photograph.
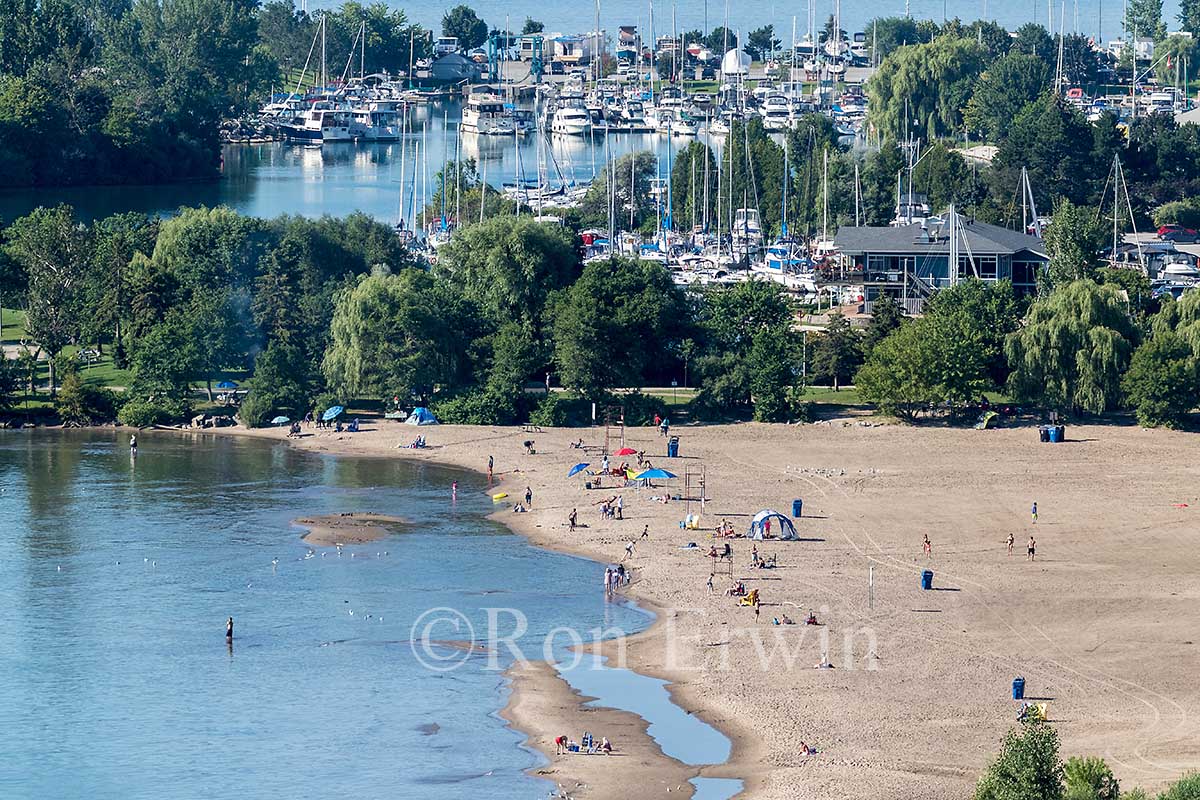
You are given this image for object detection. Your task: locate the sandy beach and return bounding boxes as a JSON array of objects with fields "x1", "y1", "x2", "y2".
[{"x1": 193, "y1": 419, "x2": 1200, "y2": 799}]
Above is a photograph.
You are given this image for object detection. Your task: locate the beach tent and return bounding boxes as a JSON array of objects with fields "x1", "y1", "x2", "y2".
[
  {"x1": 635, "y1": 468, "x2": 677, "y2": 480},
  {"x1": 748, "y1": 509, "x2": 798, "y2": 540},
  {"x1": 406, "y1": 407, "x2": 439, "y2": 425}
]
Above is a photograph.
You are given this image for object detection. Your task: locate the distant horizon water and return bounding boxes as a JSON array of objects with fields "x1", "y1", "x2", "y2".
[{"x1": 307, "y1": 0, "x2": 1185, "y2": 48}]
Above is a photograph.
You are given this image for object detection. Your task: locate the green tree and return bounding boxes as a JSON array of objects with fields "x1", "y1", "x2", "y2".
[
  {"x1": 1043, "y1": 200, "x2": 1108, "y2": 287},
  {"x1": 670, "y1": 141, "x2": 719, "y2": 235},
  {"x1": 435, "y1": 215, "x2": 578, "y2": 336},
  {"x1": 442, "y1": 5, "x2": 487, "y2": 50},
  {"x1": 866, "y1": 35, "x2": 988, "y2": 141},
  {"x1": 550, "y1": 259, "x2": 689, "y2": 398},
  {"x1": 746, "y1": 25, "x2": 778, "y2": 61},
  {"x1": 809, "y1": 312, "x2": 861, "y2": 389},
  {"x1": 1125, "y1": 0, "x2": 1166, "y2": 41},
  {"x1": 240, "y1": 341, "x2": 317, "y2": 427},
  {"x1": 521, "y1": 17, "x2": 543, "y2": 35},
  {"x1": 55, "y1": 367, "x2": 119, "y2": 425},
  {"x1": 322, "y1": 269, "x2": 481, "y2": 403},
  {"x1": 578, "y1": 151, "x2": 658, "y2": 232},
  {"x1": 991, "y1": 94, "x2": 1099, "y2": 210},
  {"x1": 1061, "y1": 34, "x2": 1102, "y2": 86},
  {"x1": 1183, "y1": 0, "x2": 1200, "y2": 36},
  {"x1": 0, "y1": 354, "x2": 20, "y2": 410},
  {"x1": 855, "y1": 319, "x2": 938, "y2": 421},
  {"x1": 1154, "y1": 35, "x2": 1200, "y2": 85},
  {"x1": 87, "y1": 212, "x2": 158, "y2": 365},
  {"x1": 912, "y1": 142, "x2": 980, "y2": 214},
  {"x1": 1154, "y1": 197, "x2": 1200, "y2": 229},
  {"x1": 486, "y1": 321, "x2": 540, "y2": 399},
  {"x1": 969, "y1": 20, "x2": 1013, "y2": 61},
  {"x1": 4, "y1": 204, "x2": 91, "y2": 394},
  {"x1": 1005, "y1": 280, "x2": 1138, "y2": 413},
  {"x1": 1012, "y1": 23, "x2": 1056, "y2": 64},
  {"x1": 964, "y1": 53, "x2": 1050, "y2": 142},
  {"x1": 863, "y1": 16, "x2": 922, "y2": 62},
  {"x1": 974, "y1": 721, "x2": 1064, "y2": 800},
  {"x1": 703, "y1": 27, "x2": 737, "y2": 53},
  {"x1": 862, "y1": 295, "x2": 906, "y2": 356},
  {"x1": 1062, "y1": 756, "x2": 1120, "y2": 800}
]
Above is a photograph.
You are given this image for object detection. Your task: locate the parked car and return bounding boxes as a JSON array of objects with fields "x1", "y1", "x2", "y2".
[
  {"x1": 700, "y1": 65, "x2": 716, "y2": 80},
  {"x1": 1159, "y1": 224, "x2": 1200, "y2": 243},
  {"x1": 548, "y1": 61, "x2": 565, "y2": 75}
]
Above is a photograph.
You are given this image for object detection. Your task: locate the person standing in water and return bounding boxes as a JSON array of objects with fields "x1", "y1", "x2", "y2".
[
  {"x1": 226, "y1": 617, "x2": 234, "y2": 640},
  {"x1": 451, "y1": 481, "x2": 458, "y2": 501},
  {"x1": 129, "y1": 434, "x2": 137, "y2": 455}
]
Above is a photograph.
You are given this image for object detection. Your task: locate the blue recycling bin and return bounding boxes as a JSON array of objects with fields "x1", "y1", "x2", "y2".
[
  {"x1": 791, "y1": 499, "x2": 803, "y2": 518},
  {"x1": 1048, "y1": 426, "x2": 1062, "y2": 443},
  {"x1": 920, "y1": 569, "x2": 933, "y2": 590},
  {"x1": 1012, "y1": 677, "x2": 1026, "y2": 700},
  {"x1": 667, "y1": 436, "x2": 679, "y2": 458}
]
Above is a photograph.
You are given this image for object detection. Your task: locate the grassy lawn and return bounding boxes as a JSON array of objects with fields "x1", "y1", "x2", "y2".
[
  {"x1": 1, "y1": 307, "x2": 28, "y2": 344},
  {"x1": 803, "y1": 386, "x2": 864, "y2": 406}
]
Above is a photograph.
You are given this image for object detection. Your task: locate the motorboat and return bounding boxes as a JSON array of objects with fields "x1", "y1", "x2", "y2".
[
  {"x1": 461, "y1": 93, "x2": 514, "y2": 135},
  {"x1": 280, "y1": 101, "x2": 353, "y2": 143}
]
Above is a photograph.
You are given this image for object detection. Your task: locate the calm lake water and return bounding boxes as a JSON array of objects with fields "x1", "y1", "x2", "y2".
[
  {"x1": 0, "y1": 430, "x2": 663, "y2": 799},
  {"x1": 306, "y1": 0, "x2": 1180, "y2": 50},
  {"x1": 0, "y1": 104, "x2": 694, "y2": 225}
]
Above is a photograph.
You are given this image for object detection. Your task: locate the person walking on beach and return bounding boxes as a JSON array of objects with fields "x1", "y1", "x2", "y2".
[
  {"x1": 601, "y1": 455, "x2": 609, "y2": 474},
  {"x1": 1007, "y1": 532, "x2": 1015, "y2": 556},
  {"x1": 568, "y1": 509, "x2": 577, "y2": 531},
  {"x1": 524, "y1": 486, "x2": 532, "y2": 508},
  {"x1": 615, "y1": 495, "x2": 623, "y2": 519},
  {"x1": 922, "y1": 534, "x2": 932, "y2": 557},
  {"x1": 707, "y1": 573, "x2": 715, "y2": 593},
  {"x1": 1031, "y1": 502, "x2": 1038, "y2": 524},
  {"x1": 487, "y1": 455, "x2": 494, "y2": 481},
  {"x1": 1028, "y1": 536, "x2": 1037, "y2": 561},
  {"x1": 641, "y1": 524, "x2": 649, "y2": 539},
  {"x1": 622, "y1": 540, "x2": 635, "y2": 561}
]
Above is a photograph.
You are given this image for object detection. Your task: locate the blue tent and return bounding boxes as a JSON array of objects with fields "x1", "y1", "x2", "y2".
[
  {"x1": 635, "y1": 468, "x2": 677, "y2": 480},
  {"x1": 406, "y1": 407, "x2": 439, "y2": 426},
  {"x1": 748, "y1": 509, "x2": 798, "y2": 540}
]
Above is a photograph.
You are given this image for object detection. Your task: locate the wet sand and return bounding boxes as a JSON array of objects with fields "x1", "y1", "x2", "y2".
[
  {"x1": 293, "y1": 512, "x2": 408, "y2": 545},
  {"x1": 167, "y1": 419, "x2": 1200, "y2": 799},
  {"x1": 501, "y1": 659, "x2": 700, "y2": 798}
]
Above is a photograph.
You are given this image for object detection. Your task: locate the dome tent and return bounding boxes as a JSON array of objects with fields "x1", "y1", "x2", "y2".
[
  {"x1": 406, "y1": 407, "x2": 439, "y2": 425},
  {"x1": 748, "y1": 509, "x2": 797, "y2": 540},
  {"x1": 721, "y1": 48, "x2": 751, "y2": 75}
]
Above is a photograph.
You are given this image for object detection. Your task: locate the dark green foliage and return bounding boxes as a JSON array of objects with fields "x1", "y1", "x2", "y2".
[
  {"x1": 964, "y1": 53, "x2": 1050, "y2": 141},
  {"x1": 118, "y1": 396, "x2": 188, "y2": 427},
  {"x1": 991, "y1": 94, "x2": 1101, "y2": 210},
  {"x1": 862, "y1": 295, "x2": 906, "y2": 356},
  {"x1": 615, "y1": 391, "x2": 668, "y2": 426},
  {"x1": 239, "y1": 342, "x2": 318, "y2": 427},
  {"x1": 442, "y1": 5, "x2": 487, "y2": 50},
  {"x1": 1158, "y1": 772, "x2": 1200, "y2": 800},
  {"x1": 432, "y1": 389, "x2": 519, "y2": 425},
  {"x1": 1062, "y1": 756, "x2": 1119, "y2": 800},
  {"x1": 55, "y1": 368, "x2": 121, "y2": 424},
  {"x1": 866, "y1": 35, "x2": 988, "y2": 141},
  {"x1": 809, "y1": 312, "x2": 861, "y2": 389},
  {"x1": 974, "y1": 721, "x2": 1064, "y2": 800}
]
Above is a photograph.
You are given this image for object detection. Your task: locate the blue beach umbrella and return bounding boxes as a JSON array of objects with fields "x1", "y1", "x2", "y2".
[
  {"x1": 271, "y1": 415, "x2": 290, "y2": 425},
  {"x1": 635, "y1": 468, "x2": 677, "y2": 480},
  {"x1": 216, "y1": 380, "x2": 238, "y2": 389},
  {"x1": 567, "y1": 462, "x2": 590, "y2": 477},
  {"x1": 321, "y1": 405, "x2": 345, "y2": 421}
]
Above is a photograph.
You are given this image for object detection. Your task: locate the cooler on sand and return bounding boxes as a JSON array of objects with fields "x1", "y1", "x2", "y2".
[
  {"x1": 1012, "y1": 677, "x2": 1026, "y2": 700},
  {"x1": 920, "y1": 569, "x2": 933, "y2": 590},
  {"x1": 792, "y1": 499, "x2": 803, "y2": 518}
]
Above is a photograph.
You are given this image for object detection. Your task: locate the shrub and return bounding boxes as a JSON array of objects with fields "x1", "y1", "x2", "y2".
[
  {"x1": 1062, "y1": 756, "x2": 1118, "y2": 800},
  {"x1": 237, "y1": 391, "x2": 282, "y2": 428},
  {"x1": 529, "y1": 393, "x2": 570, "y2": 427},
  {"x1": 56, "y1": 371, "x2": 122, "y2": 425},
  {"x1": 1159, "y1": 772, "x2": 1200, "y2": 800},
  {"x1": 618, "y1": 391, "x2": 668, "y2": 426},
  {"x1": 432, "y1": 390, "x2": 518, "y2": 425},
  {"x1": 118, "y1": 397, "x2": 187, "y2": 427}
]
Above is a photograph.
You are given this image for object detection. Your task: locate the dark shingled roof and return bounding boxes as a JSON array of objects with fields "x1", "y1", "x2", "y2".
[{"x1": 835, "y1": 221, "x2": 1047, "y2": 258}]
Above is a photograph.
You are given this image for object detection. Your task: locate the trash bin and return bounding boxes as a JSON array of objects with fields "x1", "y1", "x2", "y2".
[
  {"x1": 667, "y1": 436, "x2": 679, "y2": 458},
  {"x1": 1038, "y1": 426, "x2": 1051, "y2": 443},
  {"x1": 1048, "y1": 426, "x2": 1062, "y2": 444},
  {"x1": 1012, "y1": 677, "x2": 1026, "y2": 700},
  {"x1": 1056, "y1": 424, "x2": 1066, "y2": 442},
  {"x1": 791, "y1": 499, "x2": 803, "y2": 518},
  {"x1": 920, "y1": 569, "x2": 933, "y2": 590}
]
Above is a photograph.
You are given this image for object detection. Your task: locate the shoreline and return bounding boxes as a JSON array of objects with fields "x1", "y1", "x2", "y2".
[{"x1": 135, "y1": 423, "x2": 745, "y2": 798}]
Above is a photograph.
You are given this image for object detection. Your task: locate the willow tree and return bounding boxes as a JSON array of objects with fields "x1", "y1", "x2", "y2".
[
  {"x1": 1005, "y1": 280, "x2": 1138, "y2": 413},
  {"x1": 866, "y1": 35, "x2": 988, "y2": 141}
]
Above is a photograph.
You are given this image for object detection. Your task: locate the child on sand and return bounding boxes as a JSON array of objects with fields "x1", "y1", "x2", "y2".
[{"x1": 923, "y1": 534, "x2": 932, "y2": 557}]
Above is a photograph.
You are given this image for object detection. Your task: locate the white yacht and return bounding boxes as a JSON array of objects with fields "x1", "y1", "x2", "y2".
[
  {"x1": 653, "y1": 106, "x2": 697, "y2": 136},
  {"x1": 351, "y1": 103, "x2": 401, "y2": 140},
  {"x1": 281, "y1": 101, "x2": 353, "y2": 143},
  {"x1": 551, "y1": 106, "x2": 593, "y2": 135},
  {"x1": 761, "y1": 94, "x2": 792, "y2": 131},
  {"x1": 461, "y1": 94, "x2": 514, "y2": 135}
]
